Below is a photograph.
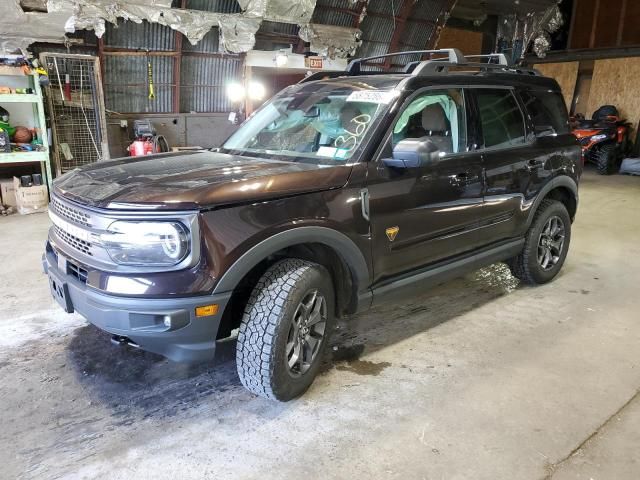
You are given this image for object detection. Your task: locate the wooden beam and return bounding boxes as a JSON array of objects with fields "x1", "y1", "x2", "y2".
[
  {"x1": 97, "y1": 37, "x2": 106, "y2": 89},
  {"x1": 617, "y1": 0, "x2": 628, "y2": 47},
  {"x1": 173, "y1": 0, "x2": 186, "y2": 114},
  {"x1": 429, "y1": 0, "x2": 458, "y2": 50},
  {"x1": 567, "y1": 0, "x2": 579, "y2": 49},
  {"x1": 383, "y1": 0, "x2": 417, "y2": 70},
  {"x1": 589, "y1": 0, "x2": 600, "y2": 48}
]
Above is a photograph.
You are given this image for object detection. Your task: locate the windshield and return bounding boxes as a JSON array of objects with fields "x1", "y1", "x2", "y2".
[{"x1": 222, "y1": 81, "x2": 397, "y2": 164}]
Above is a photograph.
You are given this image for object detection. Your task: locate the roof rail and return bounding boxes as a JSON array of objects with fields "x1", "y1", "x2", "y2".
[
  {"x1": 298, "y1": 50, "x2": 539, "y2": 84},
  {"x1": 346, "y1": 48, "x2": 466, "y2": 74},
  {"x1": 412, "y1": 59, "x2": 540, "y2": 77},
  {"x1": 465, "y1": 53, "x2": 510, "y2": 66}
]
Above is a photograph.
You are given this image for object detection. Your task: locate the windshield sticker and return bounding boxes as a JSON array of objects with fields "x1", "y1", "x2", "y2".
[
  {"x1": 346, "y1": 90, "x2": 397, "y2": 104},
  {"x1": 334, "y1": 149, "x2": 349, "y2": 159},
  {"x1": 317, "y1": 146, "x2": 339, "y2": 158}
]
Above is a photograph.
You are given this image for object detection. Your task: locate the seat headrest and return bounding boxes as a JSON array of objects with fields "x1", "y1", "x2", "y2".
[
  {"x1": 422, "y1": 104, "x2": 449, "y2": 133},
  {"x1": 340, "y1": 104, "x2": 362, "y2": 130}
]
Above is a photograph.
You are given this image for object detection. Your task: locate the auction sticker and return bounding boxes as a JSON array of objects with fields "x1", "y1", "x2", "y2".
[{"x1": 346, "y1": 90, "x2": 397, "y2": 104}]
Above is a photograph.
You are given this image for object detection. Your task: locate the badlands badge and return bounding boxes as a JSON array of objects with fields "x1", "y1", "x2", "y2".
[{"x1": 386, "y1": 226, "x2": 399, "y2": 242}]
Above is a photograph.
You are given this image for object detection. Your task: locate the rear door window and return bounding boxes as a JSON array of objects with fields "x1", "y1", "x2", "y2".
[
  {"x1": 519, "y1": 89, "x2": 570, "y2": 135},
  {"x1": 475, "y1": 89, "x2": 527, "y2": 149}
]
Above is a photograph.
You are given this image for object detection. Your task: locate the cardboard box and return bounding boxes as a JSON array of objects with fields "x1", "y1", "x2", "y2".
[
  {"x1": 0, "y1": 178, "x2": 17, "y2": 207},
  {"x1": 13, "y1": 177, "x2": 48, "y2": 215}
]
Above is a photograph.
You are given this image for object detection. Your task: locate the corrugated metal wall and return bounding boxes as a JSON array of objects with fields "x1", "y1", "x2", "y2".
[
  {"x1": 180, "y1": 55, "x2": 243, "y2": 112},
  {"x1": 103, "y1": 54, "x2": 175, "y2": 113},
  {"x1": 313, "y1": 0, "x2": 449, "y2": 70},
  {"x1": 105, "y1": 21, "x2": 176, "y2": 51},
  {"x1": 312, "y1": 0, "x2": 357, "y2": 28},
  {"x1": 102, "y1": 4, "x2": 242, "y2": 114}
]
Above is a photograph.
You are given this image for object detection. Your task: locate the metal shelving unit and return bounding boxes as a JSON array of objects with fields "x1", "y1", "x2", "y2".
[{"x1": 0, "y1": 70, "x2": 53, "y2": 192}]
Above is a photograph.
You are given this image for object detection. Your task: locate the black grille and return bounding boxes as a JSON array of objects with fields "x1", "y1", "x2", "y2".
[
  {"x1": 55, "y1": 226, "x2": 93, "y2": 256},
  {"x1": 52, "y1": 197, "x2": 92, "y2": 227},
  {"x1": 67, "y1": 260, "x2": 88, "y2": 284}
]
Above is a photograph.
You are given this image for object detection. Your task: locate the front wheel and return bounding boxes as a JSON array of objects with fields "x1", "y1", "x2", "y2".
[
  {"x1": 595, "y1": 143, "x2": 617, "y2": 175},
  {"x1": 236, "y1": 258, "x2": 335, "y2": 401},
  {"x1": 508, "y1": 199, "x2": 571, "y2": 285}
]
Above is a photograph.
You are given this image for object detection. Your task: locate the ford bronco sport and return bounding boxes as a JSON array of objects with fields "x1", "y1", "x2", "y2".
[{"x1": 44, "y1": 49, "x2": 580, "y2": 401}]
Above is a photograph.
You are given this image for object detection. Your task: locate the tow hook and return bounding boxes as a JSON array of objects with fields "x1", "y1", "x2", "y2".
[{"x1": 111, "y1": 335, "x2": 140, "y2": 349}]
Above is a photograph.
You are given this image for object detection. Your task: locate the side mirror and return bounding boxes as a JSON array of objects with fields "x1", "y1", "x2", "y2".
[{"x1": 382, "y1": 137, "x2": 441, "y2": 169}]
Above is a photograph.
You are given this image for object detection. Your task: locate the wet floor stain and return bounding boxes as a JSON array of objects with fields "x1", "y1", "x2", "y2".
[
  {"x1": 329, "y1": 343, "x2": 391, "y2": 376},
  {"x1": 335, "y1": 359, "x2": 391, "y2": 376}
]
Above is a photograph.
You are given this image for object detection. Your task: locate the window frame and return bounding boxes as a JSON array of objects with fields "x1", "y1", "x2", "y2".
[
  {"x1": 469, "y1": 86, "x2": 532, "y2": 153},
  {"x1": 373, "y1": 85, "x2": 474, "y2": 164},
  {"x1": 517, "y1": 87, "x2": 571, "y2": 137}
]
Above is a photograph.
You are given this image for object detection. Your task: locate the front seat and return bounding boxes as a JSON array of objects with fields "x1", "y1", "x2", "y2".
[
  {"x1": 339, "y1": 104, "x2": 363, "y2": 133},
  {"x1": 420, "y1": 103, "x2": 452, "y2": 154}
]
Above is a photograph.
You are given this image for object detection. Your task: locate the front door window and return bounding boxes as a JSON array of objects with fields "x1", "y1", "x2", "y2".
[{"x1": 392, "y1": 89, "x2": 467, "y2": 155}]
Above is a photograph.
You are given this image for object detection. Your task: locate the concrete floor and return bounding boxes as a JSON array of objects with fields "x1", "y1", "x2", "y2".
[{"x1": 1, "y1": 168, "x2": 639, "y2": 480}]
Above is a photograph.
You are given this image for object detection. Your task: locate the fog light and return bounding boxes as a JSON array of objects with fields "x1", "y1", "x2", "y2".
[
  {"x1": 195, "y1": 304, "x2": 219, "y2": 317},
  {"x1": 163, "y1": 315, "x2": 172, "y2": 328}
]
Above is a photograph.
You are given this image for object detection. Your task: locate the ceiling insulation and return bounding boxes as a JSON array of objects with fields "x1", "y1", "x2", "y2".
[
  {"x1": 238, "y1": 0, "x2": 317, "y2": 24},
  {"x1": 1, "y1": 0, "x2": 336, "y2": 55},
  {"x1": 48, "y1": 0, "x2": 262, "y2": 52},
  {"x1": 0, "y1": 0, "x2": 69, "y2": 52},
  {"x1": 299, "y1": 23, "x2": 362, "y2": 58}
]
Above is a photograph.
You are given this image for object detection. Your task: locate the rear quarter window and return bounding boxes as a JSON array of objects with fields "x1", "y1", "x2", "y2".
[
  {"x1": 520, "y1": 89, "x2": 570, "y2": 135},
  {"x1": 475, "y1": 89, "x2": 527, "y2": 149}
]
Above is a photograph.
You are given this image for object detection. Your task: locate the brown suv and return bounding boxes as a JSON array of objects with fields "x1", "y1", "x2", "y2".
[{"x1": 44, "y1": 50, "x2": 581, "y2": 401}]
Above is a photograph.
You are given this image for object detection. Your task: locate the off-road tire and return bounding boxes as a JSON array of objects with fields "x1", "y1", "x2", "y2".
[
  {"x1": 236, "y1": 258, "x2": 335, "y2": 401},
  {"x1": 595, "y1": 143, "x2": 617, "y2": 175},
  {"x1": 507, "y1": 199, "x2": 571, "y2": 285}
]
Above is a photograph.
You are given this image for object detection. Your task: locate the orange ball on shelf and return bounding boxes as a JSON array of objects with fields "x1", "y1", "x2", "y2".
[{"x1": 12, "y1": 126, "x2": 32, "y2": 143}]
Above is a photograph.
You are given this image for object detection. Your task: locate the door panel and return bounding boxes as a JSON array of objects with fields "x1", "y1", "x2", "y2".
[
  {"x1": 480, "y1": 145, "x2": 542, "y2": 243},
  {"x1": 470, "y1": 88, "x2": 544, "y2": 246},
  {"x1": 367, "y1": 88, "x2": 484, "y2": 284},
  {"x1": 368, "y1": 154, "x2": 483, "y2": 283}
]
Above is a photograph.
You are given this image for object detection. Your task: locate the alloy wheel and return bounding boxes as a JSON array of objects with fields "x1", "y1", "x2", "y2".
[
  {"x1": 286, "y1": 289, "x2": 327, "y2": 376},
  {"x1": 537, "y1": 215, "x2": 565, "y2": 271}
]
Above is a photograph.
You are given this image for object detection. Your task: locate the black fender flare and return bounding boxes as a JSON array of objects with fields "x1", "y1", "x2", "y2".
[
  {"x1": 211, "y1": 226, "x2": 371, "y2": 300},
  {"x1": 526, "y1": 175, "x2": 579, "y2": 228}
]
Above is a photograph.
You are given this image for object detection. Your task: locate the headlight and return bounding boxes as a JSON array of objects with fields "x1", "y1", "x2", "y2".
[
  {"x1": 100, "y1": 221, "x2": 190, "y2": 266},
  {"x1": 591, "y1": 134, "x2": 609, "y2": 141}
]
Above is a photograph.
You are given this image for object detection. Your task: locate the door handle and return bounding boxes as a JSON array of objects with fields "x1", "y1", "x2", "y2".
[{"x1": 360, "y1": 188, "x2": 370, "y2": 221}]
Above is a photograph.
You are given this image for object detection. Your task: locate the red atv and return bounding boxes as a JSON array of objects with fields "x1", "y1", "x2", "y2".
[{"x1": 571, "y1": 105, "x2": 632, "y2": 175}]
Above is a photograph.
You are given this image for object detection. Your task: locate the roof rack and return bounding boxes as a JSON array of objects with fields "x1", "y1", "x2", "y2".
[
  {"x1": 299, "y1": 49, "x2": 540, "y2": 84},
  {"x1": 465, "y1": 53, "x2": 510, "y2": 65},
  {"x1": 346, "y1": 48, "x2": 465, "y2": 75}
]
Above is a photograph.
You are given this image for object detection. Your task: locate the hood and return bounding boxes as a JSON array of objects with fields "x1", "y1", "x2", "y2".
[{"x1": 53, "y1": 151, "x2": 353, "y2": 210}]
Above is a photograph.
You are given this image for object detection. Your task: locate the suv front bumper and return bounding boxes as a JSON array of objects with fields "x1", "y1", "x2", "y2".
[{"x1": 43, "y1": 246, "x2": 231, "y2": 363}]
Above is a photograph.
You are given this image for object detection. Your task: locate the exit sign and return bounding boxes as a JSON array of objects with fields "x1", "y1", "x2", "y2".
[{"x1": 305, "y1": 56, "x2": 323, "y2": 69}]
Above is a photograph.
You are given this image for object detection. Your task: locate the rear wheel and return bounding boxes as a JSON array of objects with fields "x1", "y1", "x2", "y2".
[
  {"x1": 595, "y1": 143, "x2": 617, "y2": 175},
  {"x1": 236, "y1": 258, "x2": 335, "y2": 401},
  {"x1": 508, "y1": 199, "x2": 571, "y2": 285}
]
